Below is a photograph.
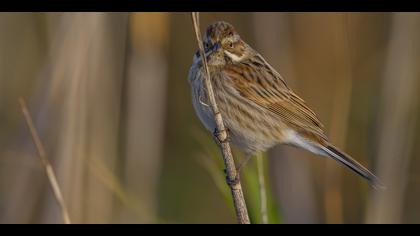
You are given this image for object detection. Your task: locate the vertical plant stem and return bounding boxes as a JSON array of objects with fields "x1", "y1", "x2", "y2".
[
  {"x1": 191, "y1": 12, "x2": 250, "y2": 224},
  {"x1": 325, "y1": 13, "x2": 353, "y2": 224},
  {"x1": 366, "y1": 13, "x2": 420, "y2": 224},
  {"x1": 19, "y1": 98, "x2": 71, "y2": 224},
  {"x1": 256, "y1": 153, "x2": 268, "y2": 224}
]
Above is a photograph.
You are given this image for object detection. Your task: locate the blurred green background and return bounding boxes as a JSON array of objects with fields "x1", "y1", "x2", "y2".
[{"x1": 0, "y1": 12, "x2": 419, "y2": 224}]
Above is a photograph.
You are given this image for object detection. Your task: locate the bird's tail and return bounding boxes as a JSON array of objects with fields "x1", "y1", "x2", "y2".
[{"x1": 319, "y1": 143, "x2": 385, "y2": 190}]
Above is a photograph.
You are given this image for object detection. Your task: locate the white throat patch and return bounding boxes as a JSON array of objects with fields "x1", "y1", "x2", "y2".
[{"x1": 224, "y1": 50, "x2": 243, "y2": 62}]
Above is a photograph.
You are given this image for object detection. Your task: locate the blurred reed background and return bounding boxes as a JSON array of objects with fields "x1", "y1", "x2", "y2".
[{"x1": 0, "y1": 12, "x2": 419, "y2": 224}]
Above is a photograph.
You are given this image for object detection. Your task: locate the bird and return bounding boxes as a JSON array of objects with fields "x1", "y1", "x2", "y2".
[{"x1": 188, "y1": 21, "x2": 383, "y2": 189}]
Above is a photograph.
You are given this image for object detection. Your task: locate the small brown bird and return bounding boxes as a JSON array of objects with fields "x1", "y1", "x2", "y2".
[{"x1": 189, "y1": 21, "x2": 383, "y2": 189}]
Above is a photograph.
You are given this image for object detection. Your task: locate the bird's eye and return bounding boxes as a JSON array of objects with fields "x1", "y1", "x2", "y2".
[{"x1": 228, "y1": 42, "x2": 234, "y2": 48}]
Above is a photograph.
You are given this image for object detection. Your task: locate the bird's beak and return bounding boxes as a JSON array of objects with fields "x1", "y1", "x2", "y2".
[
  {"x1": 205, "y1": 42, "x2": 221, "y2": 56},
  {"x1": 203, "y1": 42, "x2": 220, "y2": 63},
  {"x1": 193, "y1": 42, "x2": 221, "y2": 65}
]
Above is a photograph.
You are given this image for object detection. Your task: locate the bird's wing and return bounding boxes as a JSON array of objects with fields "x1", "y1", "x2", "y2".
[{"x1": 223, "y1": 55, "x2": 327, "y2": 140}]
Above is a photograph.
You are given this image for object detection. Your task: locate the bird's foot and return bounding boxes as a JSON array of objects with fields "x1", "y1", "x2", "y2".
[
  {"x1": 213, "y1": 127, "x2": 230, "y2": 146},
  {"x1": 225, "y1": 171, "x2": 241, "y2": 189}
]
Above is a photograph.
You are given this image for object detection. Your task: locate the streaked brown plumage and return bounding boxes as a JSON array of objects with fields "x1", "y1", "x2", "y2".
[{"x1": 189, "y1": 21, "x2": 383, "y2": 189}]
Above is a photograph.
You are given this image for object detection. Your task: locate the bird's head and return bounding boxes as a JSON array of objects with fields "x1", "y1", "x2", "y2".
[{"x1": 194, "y1": 21, "x2": 252, "y2": 67}]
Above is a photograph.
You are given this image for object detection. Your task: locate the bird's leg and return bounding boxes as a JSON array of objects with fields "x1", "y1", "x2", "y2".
[
  {"x1": 224, "y1": 154, "x2": 252, "y2": 187},
  {"x1": 213, "y1": 128, "x2": 249, "y2": 187},
  {"x1": 236, "y1": 154, "x2": 253, "y2": 174}
]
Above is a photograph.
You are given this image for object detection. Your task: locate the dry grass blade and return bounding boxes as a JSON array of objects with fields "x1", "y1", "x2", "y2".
[
  {"x1": 191, "y1": 12, "x2": 250, "y2": 224},
  {"x1": 19, "y1": 98, "x2": 71, "y2": 224},
  {"x1": 257, "y1": 153, "x2": 268, "y2": 224}
]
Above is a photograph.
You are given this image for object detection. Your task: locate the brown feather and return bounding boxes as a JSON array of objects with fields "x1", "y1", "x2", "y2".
[{"x1": 224, "y1": 56, "x2": 327, "y2": 141}]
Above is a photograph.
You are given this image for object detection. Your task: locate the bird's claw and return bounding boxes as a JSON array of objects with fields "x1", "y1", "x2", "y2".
[
  {"x1": 213, "y1": 128, "x2": 230, "y2": 145},
  {"x1": 226, "y1": 172, "x2": 241, "y2": 189}
]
